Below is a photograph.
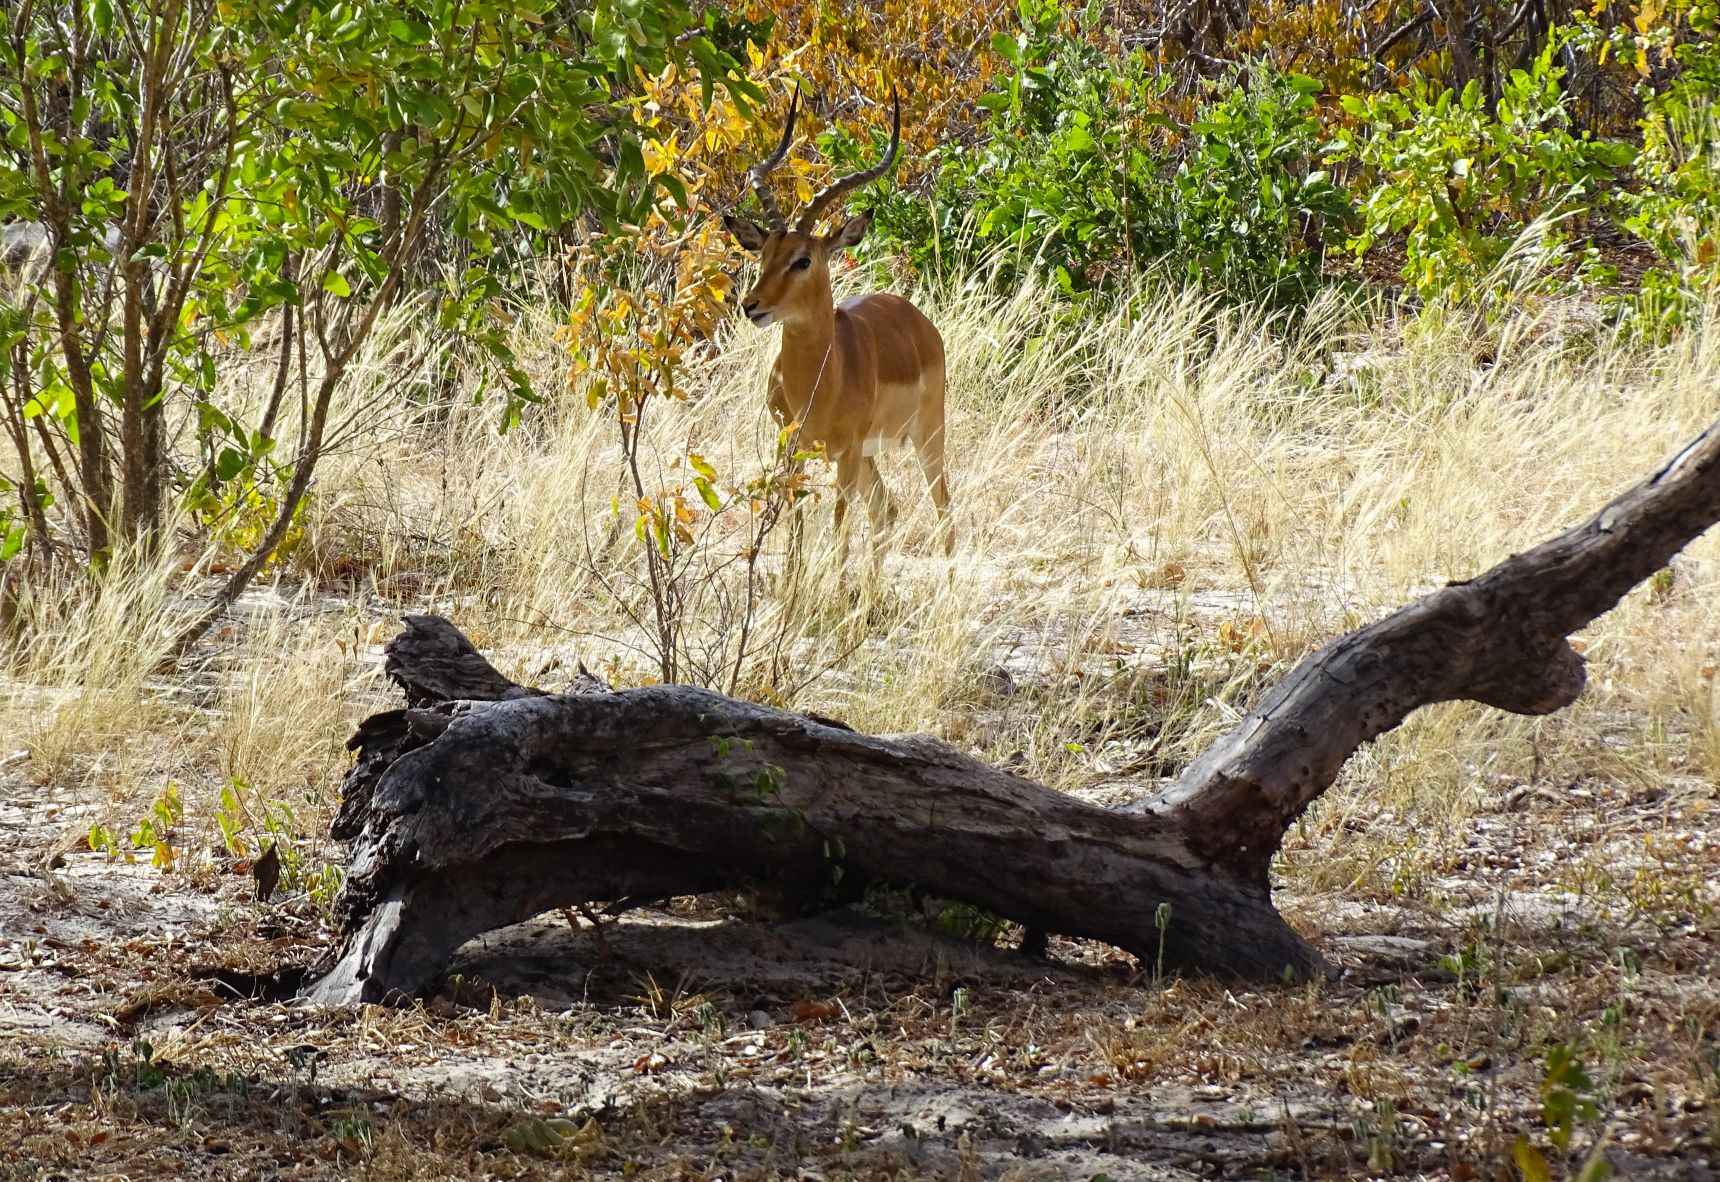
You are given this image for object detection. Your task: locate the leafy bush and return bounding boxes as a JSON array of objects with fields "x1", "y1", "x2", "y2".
[
  {"x1": 851, "y1": 4, "x2": 1354, "y2": 307},
  {"x1": 714, "y1": 2, "x2": 1714, "y2": 321},
  {"x1": 1172, "y1": 69, "x2": 1354, "y2": 306},
  {"x1": 1612, "y1": 31, "x2": 1720, "y2": 334},
  {"x1": 1329, "y1": 44, "x2": 1636, "y2": 303},
  {"x1": 846, "y1": 0, "x2": 1175, "y2": 293}
]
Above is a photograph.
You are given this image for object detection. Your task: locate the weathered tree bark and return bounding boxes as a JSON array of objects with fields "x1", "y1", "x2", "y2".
[{"x1": 305, "y1": 418, "x2": 1720, "y2": 1005}]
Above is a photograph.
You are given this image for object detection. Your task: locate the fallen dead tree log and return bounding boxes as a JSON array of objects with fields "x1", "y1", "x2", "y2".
[{"x1": 305, "y1": 417, "x2": 1720, "y2": 1004}]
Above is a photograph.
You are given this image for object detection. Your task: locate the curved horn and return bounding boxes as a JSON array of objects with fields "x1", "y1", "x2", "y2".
[
  {"x1": 796, "y1": 88, "x2": 900, "y2": 235},
  {"x1": 748, "y1": 84, "x2": 799, "y2": 230}
]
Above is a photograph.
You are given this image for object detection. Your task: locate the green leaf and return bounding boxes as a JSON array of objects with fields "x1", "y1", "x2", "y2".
[
  {"x1": 656, "y1": 171, "x2": 689, "y2": 210},
  {"x1": 322, "y1": 271, "x2": 351, "y2": 298},
  {"x1": 509, "y1": 206, "x2": 549, "y2": 231},
  {"x1": 215, "y1": 448, "x2": 247, "y2": 482},
  {"x1": 388, "y1": 18, "x2": 433, "y2": 44}
]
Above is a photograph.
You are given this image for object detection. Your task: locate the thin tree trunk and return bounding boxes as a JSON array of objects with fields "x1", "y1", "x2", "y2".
[
  {"x1": 258, "y1": 262, "x2": 296, "y2": 444},
  {"x1": 12, "y1": 6, "x2": 111, "y2": 555},
  {"x1": 117, "y1": 0, "x2": 181, "y2": 549},
  {"x1": 3, "y1": 347, "x2": 55, "y2": 550}
]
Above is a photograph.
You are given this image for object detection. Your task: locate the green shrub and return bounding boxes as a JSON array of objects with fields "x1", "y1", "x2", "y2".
[
  {"x1": 850, "y1": 3, "x2": 1353, "y2": 309},
  {"x1": 1329, "y1": 42, "x2": 1636, "y2": 303},
  {"x1": 1172, "y1": 69, "x2": 1354, "y2": 306},
  {"x1": 1613, "y1": 31, "x2": 1720, "y2": 335},
  {"x1": 840, "y1": 0, "x2": 1174, "y2": 294}
]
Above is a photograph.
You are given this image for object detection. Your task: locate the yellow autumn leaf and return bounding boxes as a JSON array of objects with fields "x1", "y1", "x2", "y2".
[
  {"x1": 1513, "y1": 1137, "x2": 1552, "y2": 1182},
  {"x1": 643, "y1": 133, "x2": 680, "y2": 174}
]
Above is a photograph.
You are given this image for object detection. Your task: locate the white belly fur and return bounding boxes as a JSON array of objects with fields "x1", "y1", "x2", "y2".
[{"x1": 855, "y1": 377, "x2": 926, "y2": 457}]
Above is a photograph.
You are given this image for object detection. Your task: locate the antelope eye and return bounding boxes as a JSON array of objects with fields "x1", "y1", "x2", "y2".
[{"x1": 789, "y1": 256, "x2": 811, "y2": 272}]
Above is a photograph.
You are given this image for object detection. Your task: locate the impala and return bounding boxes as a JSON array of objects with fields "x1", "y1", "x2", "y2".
[{"x1": 722, "y1": 88, "x2": 952, "y2": 556}]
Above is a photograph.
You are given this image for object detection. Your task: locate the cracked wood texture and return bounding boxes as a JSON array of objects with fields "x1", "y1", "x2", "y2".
[{"x1": 305, "y1": 417, "x2": 1720, "y2": 1004}]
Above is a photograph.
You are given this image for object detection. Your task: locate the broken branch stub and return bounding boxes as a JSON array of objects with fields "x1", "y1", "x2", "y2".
[{"x1": 306, "y1": 417, "x2": 1720, "y2": 1004}]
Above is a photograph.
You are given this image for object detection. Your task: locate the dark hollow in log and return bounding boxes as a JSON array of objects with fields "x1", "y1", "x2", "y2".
[{"x1": 304, "y1": 417, "x2": 1720, "y2": 1005}]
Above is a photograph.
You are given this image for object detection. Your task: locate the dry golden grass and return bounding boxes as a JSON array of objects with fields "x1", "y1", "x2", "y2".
[
  {"x1": 5, "y1": 268, "x2": 1720, "y2": 872},
  {"x1": 0, "y1": 543, "x2": 192, "y2": 796},
  {"x1": 2, "y1": 266, "x2": 1716, "y2": 881},
  {"x1": 2, "y1": 274, "x2": 1718, "y2": 1179},
  {"x1": 287, "y1": 270, "x2": 1720, "y2": 799}
]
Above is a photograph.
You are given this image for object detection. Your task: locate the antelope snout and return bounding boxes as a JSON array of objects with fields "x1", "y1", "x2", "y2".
[{"x1": 743, "y1": 299, "x2": 773, "y2": 327}]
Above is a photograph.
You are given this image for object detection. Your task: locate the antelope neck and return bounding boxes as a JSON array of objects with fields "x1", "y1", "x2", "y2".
[{"x1": 776, "y1": 294, "x2": 837, "y2": 411}]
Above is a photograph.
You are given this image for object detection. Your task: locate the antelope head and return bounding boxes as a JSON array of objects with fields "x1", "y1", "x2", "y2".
[{"x1": 721, "y1": 87, "x2": 900, "y2": 329}]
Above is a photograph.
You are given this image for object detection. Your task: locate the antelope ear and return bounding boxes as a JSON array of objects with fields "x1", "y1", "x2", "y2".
[
  {"x1": 722, "y1": 215, "x2": 766, "y2": 252},
  {"x1": 830, "y1": 213, "x2": 871, "y2": 250}
]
